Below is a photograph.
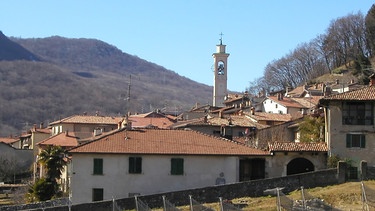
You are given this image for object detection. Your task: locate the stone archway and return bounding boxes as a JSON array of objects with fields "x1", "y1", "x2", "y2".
[{"x1": 287, "y1": 158, "x2": 314, "y2": 175}]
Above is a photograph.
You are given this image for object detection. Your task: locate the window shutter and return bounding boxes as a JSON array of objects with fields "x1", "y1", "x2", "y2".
[
  {"x1": 346, "y1": 134, "x2": 351, "y2": 148},
  {"x1": 93, "y1": 158, "x2": 103, "y2": 175},
  {"x1": 361, "y1": 135, "x2": 366, "y2": 148},
  {"x1": 171, "y1": 158, "x2": 184, "y2": 175},
  {"x1": 135, "y1": 157, "x2": 142, "y2": 173},
  {"x1": 129, "y1": 157, "x2": 142, "y2": 173}
]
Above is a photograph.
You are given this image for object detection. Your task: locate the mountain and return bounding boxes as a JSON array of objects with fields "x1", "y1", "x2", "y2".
[
  {"x1": 0, "y1": 31, "x2": 40, "y2": 61},
  {"x1": 0, "y1": 32, "x2": 213, "y2": 136}
]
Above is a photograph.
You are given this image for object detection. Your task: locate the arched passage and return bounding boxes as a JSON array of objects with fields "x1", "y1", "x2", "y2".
[{"x1": 287, "y1": 158, "x2": 314, "y2": 175}]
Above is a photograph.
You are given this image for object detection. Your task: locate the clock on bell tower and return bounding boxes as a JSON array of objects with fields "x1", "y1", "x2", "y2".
[{"x1": 212, "y1": 33, "x2": 229, "y2": 107}]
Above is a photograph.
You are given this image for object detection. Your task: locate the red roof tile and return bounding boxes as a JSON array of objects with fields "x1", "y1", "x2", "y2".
[
  {"x1": 320, "y1": 85, "x2": 375, "y2": 101},
  {"x1": 0, "y1": 137, "x2": 19, "y2": 144},
  {"x1": 268, "y1": 142, "x2": 328, "y2": 152},
  {"x1": 129, "y1": 117, "x2": 175, "y2": 129},
  {"x1": 49, "y1": 115, "x2": 123, "y2": 125},
  {"x1": 38, "y1": 132, "x2": 79, "y2": 148},
  {"x1": 69, "y1": 129, "x2": 270, "y2": 156},
  {"x1": 267, "y1": 96, "x2": 305, "y2": 108},
  {"x1": 244, "y1": 112, "x2": 293, "y2": 122}
]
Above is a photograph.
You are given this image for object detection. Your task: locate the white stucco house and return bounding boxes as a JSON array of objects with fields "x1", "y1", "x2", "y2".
[
  {"x1": 262, "y1": 94, "x2": 306, "y2": 115},
  {"x1": 68, "y1": 128, "x2": 270, "y2": 204}
]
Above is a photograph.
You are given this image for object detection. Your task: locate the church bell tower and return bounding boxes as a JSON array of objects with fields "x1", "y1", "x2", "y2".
[{"x1": 212, "y1": 34, "x2": 229, "y2": 107}]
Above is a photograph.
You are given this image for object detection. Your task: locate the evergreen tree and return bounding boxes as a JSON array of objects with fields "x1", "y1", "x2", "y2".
[
  {"x1": 365, "y1": 4, "x2": 375, "y2": 57},
  {"x1": 27, "y1": 146, "x2": 67, "y2": 202}
]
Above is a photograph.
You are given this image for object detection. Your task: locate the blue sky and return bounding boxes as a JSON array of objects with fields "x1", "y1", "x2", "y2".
[{"x1": 1, "y1": 1, "x2": 374, "y2": 92}]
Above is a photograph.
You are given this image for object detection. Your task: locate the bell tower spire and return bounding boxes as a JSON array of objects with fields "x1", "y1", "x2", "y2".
[{"x1": 212, "y1": 33, "x2": 229, "y2": 107}]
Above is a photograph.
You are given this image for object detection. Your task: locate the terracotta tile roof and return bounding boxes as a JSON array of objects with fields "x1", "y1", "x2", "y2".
[
  {"x1": 287, "y1": 85, "x2": 305, "y2": 97},
  {"x1": 31, "y1": 128, "x2": 51, "y2": 134},
  {"x1": 131, "y1": 112, "x2": 165, "y2": 118},
  {"x1": 320, "y1": 85, "x2": 375, "y2": 101},
  {"x1": 268, "y1": 142, "x2": 328, "y2": 152},
  {"x1": 291, "y1": 96, "x2": 322, "y2": 108},
  {"x1": 0, "y1": 137, "x2": 19, "y2": 144},
  {"x1": 49, "y1": 115, "x2": 123, "y2": 125},
  {"x1": 177, "y1": 116, "x2": 269, "y2": 130},
  {"x1": 267, "y1": 96, "x2": 305, "y2": 108},
  {"x1": 38, "y1": 132, "x2": 79, "y2": 148},
  {"x1": 129, "y1": 116, "x2": 175, "y2": 129},
  {"x1": 69, "y1": 128, "x2": 270, "y2": 156},
  {"x1": 244, "y1": 112, "x2": 293, "y2": 122}
]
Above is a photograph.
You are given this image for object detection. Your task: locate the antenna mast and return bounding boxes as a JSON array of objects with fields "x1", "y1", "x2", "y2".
[{"x1": 126, "y1": 75, "x2": 131, "y2": 116}]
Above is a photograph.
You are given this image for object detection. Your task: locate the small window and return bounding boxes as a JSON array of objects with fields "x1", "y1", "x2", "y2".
[
  {"x1": 346, "y1": 134, "x2": 366, "y2": 148},
  {"x1": 171, "y1": 158, "x2": 184, "y2": 175},
  {"x1": 92, "y1": 188, "x2": 104, "y2": 202},
  {"x1": 129, "y1": 157, "x2": 142, "y2": 174},
  {"x1": 93, "y1": 158, "x2": 103, "y2": 175}
]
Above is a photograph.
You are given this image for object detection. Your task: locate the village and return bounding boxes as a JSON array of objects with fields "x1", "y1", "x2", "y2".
[{"x1": 1, "y1": 39, "x2": 375, "y2": 209}]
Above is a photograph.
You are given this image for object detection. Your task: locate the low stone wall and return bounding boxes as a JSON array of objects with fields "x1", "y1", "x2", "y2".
[{"x1": 2, "y1": 168, "x2": 339, "y2": 211}]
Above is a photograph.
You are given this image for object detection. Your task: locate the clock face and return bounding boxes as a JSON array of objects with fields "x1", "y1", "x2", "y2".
[{"x1": 217, "y1": 61, "x2": 225, "y2": 75}]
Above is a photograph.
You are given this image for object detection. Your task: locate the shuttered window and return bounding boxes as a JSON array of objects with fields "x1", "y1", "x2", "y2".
[
  {"x1": 346, "y1": 134, "x2": 366, "y2": 148},
  {"x1": 129, "y1": 157, "x2": 142, "y2": 174},
  {"x1": 171, "y1": 158, "x2": 184, "y2": 175},
  {"x1": 93, "y1": 158, "x2": 103, "y2": 175}
]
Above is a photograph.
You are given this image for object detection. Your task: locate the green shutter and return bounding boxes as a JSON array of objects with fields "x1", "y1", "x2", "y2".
[
  {"x1": 129, "y1": 157, "x2": 142, "y2": 173},
  {"x1": 93, "y1": 158, "x2": 103, "y2": 175},
  {"x1": 361, "y1": 135, "x2": 366, "y2": 148},
  {"x1": 346, "y1": 134, "x2": 351, "y2": 148},
  {"x1": 171, "y1": 158, "x2": 184, "y2": 175}
]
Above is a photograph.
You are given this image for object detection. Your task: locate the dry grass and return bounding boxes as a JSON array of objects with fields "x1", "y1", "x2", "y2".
[
  {"x1": 3, "y1": 181, "x2": 375, "y2": 210},
  {"x1": 153, "y1": 181, "x2": 375, "y2": 211}
]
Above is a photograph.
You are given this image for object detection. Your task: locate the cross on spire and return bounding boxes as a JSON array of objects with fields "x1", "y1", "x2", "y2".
[{"x1": 219, "y1": 32, "x2": 224, "y2": 45}]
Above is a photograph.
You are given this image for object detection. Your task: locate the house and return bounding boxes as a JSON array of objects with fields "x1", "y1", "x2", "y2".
[
  {"x1": 169, "y1": 114, "x2": 269, "y2": 139},
  {"x1": 129, "y1": 111, "x2": 176, "y2": 129},
  {"x1": 49, "y1": 114, "x2": 123, "y2": 139},
  {"x1": 0, "y1": 136, "x2": 20, "y2": 148},
  {"x1": 0, "y1": 142, "x2": 33, "y2": 183},
  {"x1": 262, "y1": 94, "x2": 307, "y2": 115},
  {"x1": 319, "y1": 74, "x2": 375, "y2": 179},
  {"x1": 244, "y1": 109, "x2": 298, "y2": 126},
  {"x1": 267, "y1": 142, "x2": 328, "y2": 176},
  {"x1": 68, "y1": 128, "x2": 270, "y2": 204},
  {"x1": 36, "y1": 131, "x2": 79, "y2": 192}
]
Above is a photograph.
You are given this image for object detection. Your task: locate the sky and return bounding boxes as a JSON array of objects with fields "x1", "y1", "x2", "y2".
[{"x1": 1, "y1": 1, "x2": 374, "y2": 92}]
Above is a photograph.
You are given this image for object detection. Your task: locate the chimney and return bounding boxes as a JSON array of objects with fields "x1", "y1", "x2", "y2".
[
  {"x1": 250, "y1": 107, "x2": 255, "y2": 115},
  {"x1": 336, "y1": 79, "x2": 339, "y2": 85},
  {"x1": 65, "y1": 130, "x2": 68, "y2": 136},
  {"x1": 219, "y1": 111, "x2": 223, "y2": 118},
  {"x1": 203, "y1": 115, "x2": 208, "y2": 123},
  {"x1": 40, "y1": 122, "x2": 44, "y2": 129},
  {"x1": 369, "y1": 74, "x2": 375, "y2": 86}
]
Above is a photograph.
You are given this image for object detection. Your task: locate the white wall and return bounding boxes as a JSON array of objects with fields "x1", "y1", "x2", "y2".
[
  {"x1": 70, "y1": 153, "x2": 238, "y2": 204},
  {"x1": 263, "y1": 99, "x2": 287, "y2": 114}
]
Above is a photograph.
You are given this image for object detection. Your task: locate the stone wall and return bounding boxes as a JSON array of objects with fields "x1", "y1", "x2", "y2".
[{"x1": 2, "y1": 168, "x2": 339, "y2": 211}]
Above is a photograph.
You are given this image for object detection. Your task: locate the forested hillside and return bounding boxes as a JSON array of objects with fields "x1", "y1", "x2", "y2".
[
  {"x1": 247, "y1": 6, "x2": 375, "y2": 94},
  {"x1": 0, "y1": 32, "x2": 212, "y2": 136}
]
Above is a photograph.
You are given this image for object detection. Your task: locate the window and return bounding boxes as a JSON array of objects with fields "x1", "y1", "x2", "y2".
[
  {"x1": 93, "y1": 158, "x2": 103, "y2": 175},
  {"x1": 92, "y1": 188, "x2": 103, "y2": 202},
  {"x1": 342, "y1": 102, "x2": 373, "y2": 125},
  {"x1": 129, "y1": 157, "x2": 142, "y2": 174},
  {"x1": 171, "y1": 158, "x2": 184, "y2": 175},
  {"x1": 346, "y1": 134, "x2": 366, "y2": 148}
]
